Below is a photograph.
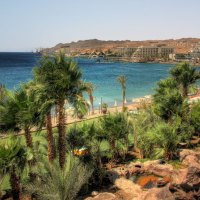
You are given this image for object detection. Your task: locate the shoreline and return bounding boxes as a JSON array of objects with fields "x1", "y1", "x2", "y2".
[
  {"x1": 76, "y1": 55, "x2": 200, "y2": 67},
  {"x1": 1, "y1": 92, "x2": 200, "y2": 138}
]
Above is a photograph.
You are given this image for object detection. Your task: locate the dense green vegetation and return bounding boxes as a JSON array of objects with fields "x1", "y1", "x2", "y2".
[{"x1": 0, "y1": 57, "x2": 200, "y2": 199}]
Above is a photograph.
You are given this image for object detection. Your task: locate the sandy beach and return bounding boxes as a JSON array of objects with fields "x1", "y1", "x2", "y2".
[{"x1": 1, "y1": 93, "x2": 200, "y2": 138}]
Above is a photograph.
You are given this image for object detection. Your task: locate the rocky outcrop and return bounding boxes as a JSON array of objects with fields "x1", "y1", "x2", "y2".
[
  {"x1": 143, "y1": 163, "x2": 173, "y2": 177},
  {"x1": 85, "y1": 192, "x2": 117, "y2": 200},
  {"x1": 179, "y1": 149, "x2": 200, "y2": 166},
  {"x1": 136, "y1": 186, "x2": 175, "y2": 200},
  {"x1": 168, "y1": 149, "x2": 200, "y2": 199},
  {"x1": 85, "y1": 149, "x2": 200, "y2": 200},
  {"x1": 172, "y1": 163, "x2": 200, "y2": 190},
  {"x1": 114, "y1": 177, "x2": 142, "y2": 197}
]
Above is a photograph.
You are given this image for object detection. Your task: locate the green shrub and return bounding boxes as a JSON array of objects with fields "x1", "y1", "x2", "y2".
[
  {"x1": 190, "y1": 101, "x2": 200, "y2": 134},
  {"x1": 25, "y1": 155, "x2": 92, "y2": 200}
]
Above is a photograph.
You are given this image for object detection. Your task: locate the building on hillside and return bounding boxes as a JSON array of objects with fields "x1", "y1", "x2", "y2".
[
  {"x1": 190, "y1": 43, "x2": 200, "y2": 59},
  {"x1": 169, "y1": 53, "x2": 192, "y2": 62},
  {"x1": 132, "y1": 46, "x2": 158, "y2": 60},
  {"x1": 116, "y1": 47, "x2": 138, "y2": 57},
  {"x1": 132, "y1": 46, "x2": 174, "y2": 61},
  {"x1": 158, "y1": 47, "x2": 174, "y2": 58}
]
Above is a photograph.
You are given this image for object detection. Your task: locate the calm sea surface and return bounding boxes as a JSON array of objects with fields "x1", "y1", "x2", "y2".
[{"x1": 0, "y1": 52, "x2": 173, "y2": 106}]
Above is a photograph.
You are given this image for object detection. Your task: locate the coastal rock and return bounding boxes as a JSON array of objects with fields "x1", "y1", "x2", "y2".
[
  {"x1": 179, "y1": 149, "x2": 200, "y2": 166},
  {"x1": 144, "y1": 163, "x2": 173, "y2": 177},
  {"x1": 85, "y1": 192, "x2": 117, "y2": 200},
  {"x1": 115, "y1": 177, "x2": 142, "y2": 199},
  {"x1": 172, "y1": 163, "x2": 200, "y2": 191},
  {"x1": 134, "y1": 186, "x2": 174, "y2": 200}
]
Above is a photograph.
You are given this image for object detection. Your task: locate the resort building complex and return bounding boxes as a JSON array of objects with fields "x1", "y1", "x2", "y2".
[{"x1": 116, "y1": 46, "x2": 174, "y2": 62}]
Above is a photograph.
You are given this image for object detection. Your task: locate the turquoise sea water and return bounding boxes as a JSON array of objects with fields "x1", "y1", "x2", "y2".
[{"x1": 0, "y1": 52, "x2": 173, "y2": 106}]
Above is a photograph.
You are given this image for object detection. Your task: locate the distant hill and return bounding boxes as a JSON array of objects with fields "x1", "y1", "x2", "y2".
[{"x1": 41, "y1": 38, "x2": 200, "y2": 55}]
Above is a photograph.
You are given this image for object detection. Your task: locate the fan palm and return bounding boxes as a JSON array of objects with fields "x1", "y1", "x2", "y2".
[
  {"x1": 0, "y1": 88, "x2": 17, "y2": 132},
  {"x1": 14, "y1": 83, "x2": 40, "y2": 148},
  {"x1": 117, "y1": 75, "x2": 127, "y2": 112},
  {"x1": 149, "y1": 121, "x2": 181, "y2": 160},
  {"x1": 129, "y1": 107, "x2": 159, "y2": 159},
  {"x1": 32, "y1": 73, "x2": 57, "y2": 162},
  {"x1": 0, "y1": 84, "x2": 6, "y2": 102},
  {"x1": 33, "y1": 53, "x2": 86, "y2": 168},
  {"x1": 84, "y1": 82, "x2": 96, "y2": 114},
  {"x1": 100, "y1": 112, "x2": 131, "y2": 160},
  {"x1": 0, "y1": 136, "x2": 27, "y2": 200},
  {"x1": 0, "y1": 83, "x2": 39, "y2": 148},
  {"x1": 170, "y1": 62, "x2": 200, "y2": 98},
  {"x1": 25, "y1": 155, "x2": 92, "y2": 200},
  {"x1": 190, "y1": 101, "x2": 200, "y2": 134},
  {"x1": 153, "y1": 78, "x2": 185, "y2": 121}
]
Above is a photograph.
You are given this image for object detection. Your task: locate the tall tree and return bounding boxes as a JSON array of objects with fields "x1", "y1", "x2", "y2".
[
  {"x1": 170, "y1": 62, "x2": 200, "y2": 98},
  {"x1": 153, "y1": 78, "x2": 184, "y2": 121},
  {"x1": 33, "y1": 58, "x2": 57, "y2": 163},
  {"x1": 0, "y1": 136, "x2": 27, "y2": 200},
  {"x1": 0, "y1": 83, "x2": 39, "y2": 148},
  {"x1": 84, "y1": 82, "x2": 96, "y2": 114},
  {"x1": 100, "y1": 112, "x2": 131, "y2": 160},
  {"x1": 0, "y1": 84, "x2": 6, "y2": 101},
  {"x1": 33, "y1": 53, "x2": 85, "y2": 168},
  {"x1": 117, "y1": 75, "x2": 127, "y2": 112}
]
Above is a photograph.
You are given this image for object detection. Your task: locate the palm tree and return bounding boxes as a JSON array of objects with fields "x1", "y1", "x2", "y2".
[
  {"x1": 73, "y1": 94, "x2": 89, "y2": 118},
  {"x1": 25, "y1": 155, "x2": 92, "y2": 200},
  {"x1": 0, "y1": 87, "x2": 17, "y2": 132},
  {"x1": 117, "y1": 75, "x2": 127, "y2": 112},
  {"x1": 170, "y1": 62, "x2": 200, "y2": 98},
  {"x1": 34, "y1": 84, "x2": 56, "y2": 163},
  {"x1": 14, "y1": 84, "x2": 40, "y2": 148},
  {"x1": 33, "y1": 58, "x2": 57, "y2": 163},
  {"x1": 33, "y1": 53, "x2": 85, "y2": 168},
  {"x1": 129, "y1": 107, "x2": 158, "y2": 159},
  {"x1": 0, "y1": 136, "x2": 27, "y2": 200},
  {"x1": 0, "y1": 84, "x2": 6, "y2": 101},
  {"x1": 84, "y1": 82, "x2": 96, "y2": 114},
  {"x1": 153, "y1": 78, "x2": 185, "y2": 122},
  {"x1": 0, "y1": 84, "x2": 39, "y2": 148},
  {"x1": 100, "y1": 112, "x2": 131, "y2": 160},
  {"x1": 149, "y1": 122, "x2": 181, "y2": 160}
]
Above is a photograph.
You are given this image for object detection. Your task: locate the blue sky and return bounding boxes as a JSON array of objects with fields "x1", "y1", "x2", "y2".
[{"x1": 0, "y1": 0, "x2": 200, "y2": 51}]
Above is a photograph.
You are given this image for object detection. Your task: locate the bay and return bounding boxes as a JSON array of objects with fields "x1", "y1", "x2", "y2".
[{"x1": 0, "y1": 52, "x2": 173, "y2": 106}]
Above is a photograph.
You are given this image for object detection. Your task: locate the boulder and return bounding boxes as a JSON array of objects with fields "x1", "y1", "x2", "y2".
[
  {"x1": 172, "y1": 163, "x2": 200, "y2": 191},
  {"x1": 144, "y1": 164, "x2": 173, "y2": 177},
  {"x1": 85, "y1": 192, "x2": 117, "y2": 200},
  {"x1": 114, "y1": 177, "x2": 142, "y2": 199},
  {"x1": 172, "y1": 189, "x2": 196, "y2": 200},
  {"x1": 135, "y1": 186, "x2": 175, "y2": 200},
  {"x1": 179, "y1": 149, "x2": 200, "y2": 166}
]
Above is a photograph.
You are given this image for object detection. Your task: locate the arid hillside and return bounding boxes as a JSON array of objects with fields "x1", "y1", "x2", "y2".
[{"x1": 42, "y1": 38, "x2": 200, "y2": 55}]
